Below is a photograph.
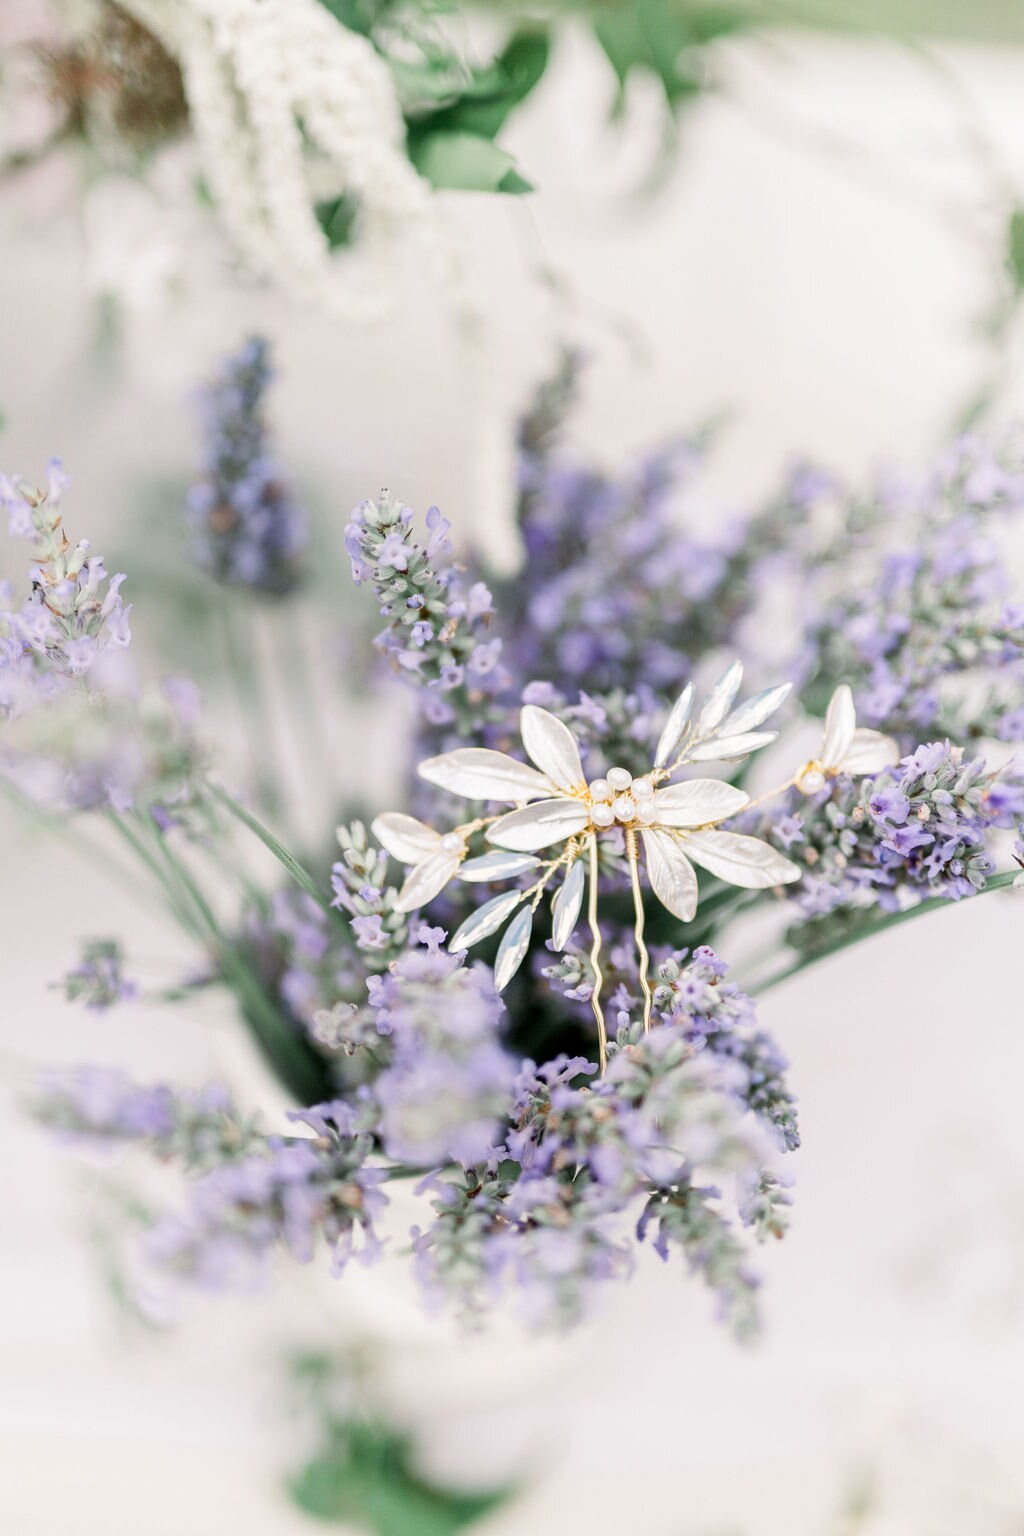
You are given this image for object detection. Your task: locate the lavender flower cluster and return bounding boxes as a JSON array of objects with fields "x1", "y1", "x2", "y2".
[
  {"x1": 416, "y1": 1021, "x2": 788, "y2": 1334},
  {"x1": 147, "y1": 1098, "x2": 385, "y2": 1285},
  {"x1": 1, "y1": 464, "x2": 201, "y2": 812},
  {"x1": 800, "y1": 436, "x2": 1024, "y2": 745},
  {"x1": 16, "y1": 355, "x2": 1024, "y2": 1339},
  {"x1": 1, "y1": 461, "x2": 131, "y2": 716},
  {"x1": 344, "y1": 491, "x2": 507, "y2": 749},
  {"x1": 34, "y1": 1071, "x2": 384, "y2": 1285},
  {"x1": 35, "y1": 936, "x2": 789, "y2": 1333},
  {"x1": 755, "y1": 739, "x2": 1024, "y2": 925},
  {"x1": 58, "y1": 938, "x2": 138, "y2": 1012},
  {"x1": 186, "y1": 337, "x2": 307, "y2": 596}
]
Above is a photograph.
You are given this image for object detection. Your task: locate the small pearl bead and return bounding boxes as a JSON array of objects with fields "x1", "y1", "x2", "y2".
[
  {"x1": 612, "y1": 794, "x2": 636, "y2": 822},
  {"x1": 588, "y1": 778, "x2": 612, "y2": 803},
  {"x1": 441, "y1": 832, "x2": 463, "y2": 852},
  {"x1": 632, "y1": 777, "x2": 654, "y2": 800},
  {"x1": 636, "y1": 801, "x2": 657, "y2": 824},
  {"x1": 797, "y1": 767, "x2": 825, "y2": 796},
  {"x1": 591, "y1": 803, "x2": 614, "y2": 828},
  {"x1": 607, "y1": 766, "x2": 632, "y2": 791}
]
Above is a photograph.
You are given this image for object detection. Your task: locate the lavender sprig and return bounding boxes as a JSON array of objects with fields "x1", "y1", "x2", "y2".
[
  {"x1": 345, "y1": 491, "x2": 508, "y2": 746},
  {"x1": 800, "y1": 434, "x2": 1024, "y2": 745},
  {"x1": 1, "y1": 465, "x2": 203, "y2": 813},
  {"x1": 414, "y1": 1024, "x2": 784, "y2": 1334},
  {"x1": 186, "y1": 337, "x2": 307, "y2": 596},
  {"x1": 57, "y1": 938, "x2": 138, "y2": 1012},
  {"x1": 331, "y1": 819, "x2": 410, "y2": 970},
  {"x1": 1, "y1": 461, "x2": 131, "y2": 715},
  {"x1": 32, "y1": 1071, "x2": 384, "y2": 1287},
  {"x1": 753, "y1": 742, "x2": 1024, "y2": 928}
]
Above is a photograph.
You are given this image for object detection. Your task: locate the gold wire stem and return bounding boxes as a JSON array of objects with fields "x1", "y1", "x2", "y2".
[
  {"x1": 741, "y1": 775, "x2": 798, "y2": 814},
  {"x1": 625, "y1": 828, "x2": 653, "y2": 1034},
  {"x1": 455, "y1": 812, "x2": 503, "y2": 837},
  {"x1": 524, "y1": 840, "x2": 579, "y2": 910},
  {"x1": 586, "y1": 835, "x2": 608, "y2": 1075}
]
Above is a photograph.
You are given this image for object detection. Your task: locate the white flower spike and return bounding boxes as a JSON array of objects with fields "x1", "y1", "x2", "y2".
[{"x1": 371, "y1": 668, "x2": 889, "y2": 1072}]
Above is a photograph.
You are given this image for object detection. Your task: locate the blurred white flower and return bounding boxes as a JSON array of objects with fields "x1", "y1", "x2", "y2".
[
  {"x1": 117, "y1": 0, "x2": 477, "y2": 323},
  {"x1": 82, "y1": 176, "x2": 183, "y2": 310}
]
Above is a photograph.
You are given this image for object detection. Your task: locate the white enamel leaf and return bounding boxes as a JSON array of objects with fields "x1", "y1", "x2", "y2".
[
  {"x1": 418, "y1": 748, "x2": 552, "y2": 803},
  {"x1": 720, "y1": 682, "x2": 792, "y2": 737},
  {"x1": 520, "y1": 705, "x2": 585, "y2": 790},
  {"x1": 687, "y1": 730, "x2": 777, "y2": 763},
  {"x1": 654, "y1": 682, "x2": 696, "y2": 768},
  {"x1": 683, "y1": 829, "x2": 800, "y2": 889},
  {"x1": 653, "y1": 779, "x2": 750, "y2": 827},
  {"x1": 641, "y1": 827, "x2": 699, "y2": 922},
  {"x1": 459, "y1": 851, "x2": 541, "y2": 882},
  {"x1": 840, "y1": 727, "x2": 900, "y2": 775},
  {"x1": 494, "y1": 905, "x2": 534, "y2": 990},
  {"x1": 697, "y1": 660, "x2": 744, "y2": 736},
  {"x1": 449, "y1": 890, "x2": 524, "y2": 952},
  {"x1": 487, "y1": 798, "x2": 590, "y2": 853},
  {"x1": 394, "y1": 847, "x2": 463, "y2": 913},
  {"x1": 550, "y1": 859, "x2": 585, "y2": 950},
  {"x1": 820, "y1": 685, "x2": 857, "y2": 770},
  {"x1": 370, "y1": 812, "x2": 440, "y2": 865}
]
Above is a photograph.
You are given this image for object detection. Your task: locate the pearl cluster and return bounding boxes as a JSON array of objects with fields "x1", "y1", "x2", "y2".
[{"x1": 587, "y1": 766, "x2": 657, "y2": 828}]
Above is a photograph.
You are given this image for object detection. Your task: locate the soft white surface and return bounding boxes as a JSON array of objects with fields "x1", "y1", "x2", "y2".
[{"x1": 3, "y1": 25, "x2": 1024, "y2": 1535}]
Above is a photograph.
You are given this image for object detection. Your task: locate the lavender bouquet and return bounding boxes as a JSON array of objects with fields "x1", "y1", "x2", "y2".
[{"x1": 5, "y1": 348, "x2": 1024, "y2": 1341}]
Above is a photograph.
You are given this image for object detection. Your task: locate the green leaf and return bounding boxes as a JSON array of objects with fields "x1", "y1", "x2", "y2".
[
  {"x1": 315, "y1": 193, "x2": 359, "y2": 250},
  {"x1": 593, "y1": 0, "x2": 750, "y2": 112},
  {"x1": 288, "y1": 1420, "x2": 514, "y2": 1534},
  {"x1": 389, "y1": 56, "x2": 470, "y2": 110},
  {"x1": 407, "y1": 130, "x2": 532, "y2": 193},
  {"x1": 209, "y1": 783, "x2": 338, "y2": 917},
  {"x1": 315, "y1": 0, "x2": 395, "y2": 37},
  {"x1": 498, "y1": 168, "x2": 534, "y2": 194},
  {"x1": 496, "y1": 29, "x2": 551, "y2": 106},
  {"x1": 397, "y1": 28, "x2": 550, "y2": 141},
  {"x1": 754, "y1": 868, "x2": 1021, "y2": 995},
  {"x1": 1007, "y1": 206, "x2": 1024, "y2": 292}
]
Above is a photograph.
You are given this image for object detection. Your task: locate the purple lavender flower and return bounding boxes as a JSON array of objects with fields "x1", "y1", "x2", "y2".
[
  {"x1": 363, "y1": 942, "x2": 516, "y2": 1168},
  {"x1": 801, "y1": 435, "x2": 1024, "y2": 745},
  {"x1": 58, "y1": 938, "x2": 138, "y2": 1011},
  {"x1": 243, "y1": 885, "x2": 365, "y2": 1037},
  {"x1": 186, "y1": 337, "x2": 307, "y2": 596},
  {"x1": 344, "y1": 491, "x2": 510, "y2": 751},
  {"x1": 753, "y1": 742, "x2": 1024, "y2": 923},
  {"x1": 413, "y1": 1022, "x2": 785, "y2": 1334},
  {"x1": 146, "y1": 1101, "x2": 385, "y2": 1284},
  {"x1": 34, "y1": 1073, "x2": 384, "y2": 1288},
  {"x1": 1, "y1": 466, "x2": 204, "y2": 815},
  {"x1": 1, "y1": 463, "x2": 132, "y2": 719},
  {"x1": 31, "y1": 1067, "x2": 239, "y2": 1159}
]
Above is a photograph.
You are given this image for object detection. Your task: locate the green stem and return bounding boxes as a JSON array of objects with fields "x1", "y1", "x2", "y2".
[
  {"x1": 751, "y1": 870, "x2": 1020, "y2": 996},
  {"x1": 107, "y1": 813, "x2": 204, "y2": 937},
  {"x1": 208, "y1": 782, "x2": 340, "y2": 920},
  {"x1": 133, "y1": 812, "x2": 327, "y2": 1104}
]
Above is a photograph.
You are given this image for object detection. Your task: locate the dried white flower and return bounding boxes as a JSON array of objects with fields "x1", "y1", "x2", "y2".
[{"x1": 117, "y1": 0, "x2": 477, "y2": 322}]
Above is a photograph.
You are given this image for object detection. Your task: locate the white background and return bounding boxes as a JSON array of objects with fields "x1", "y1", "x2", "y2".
[{"x1": 3, "y1": 20, "x2": 1024, "y2": 1535}]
